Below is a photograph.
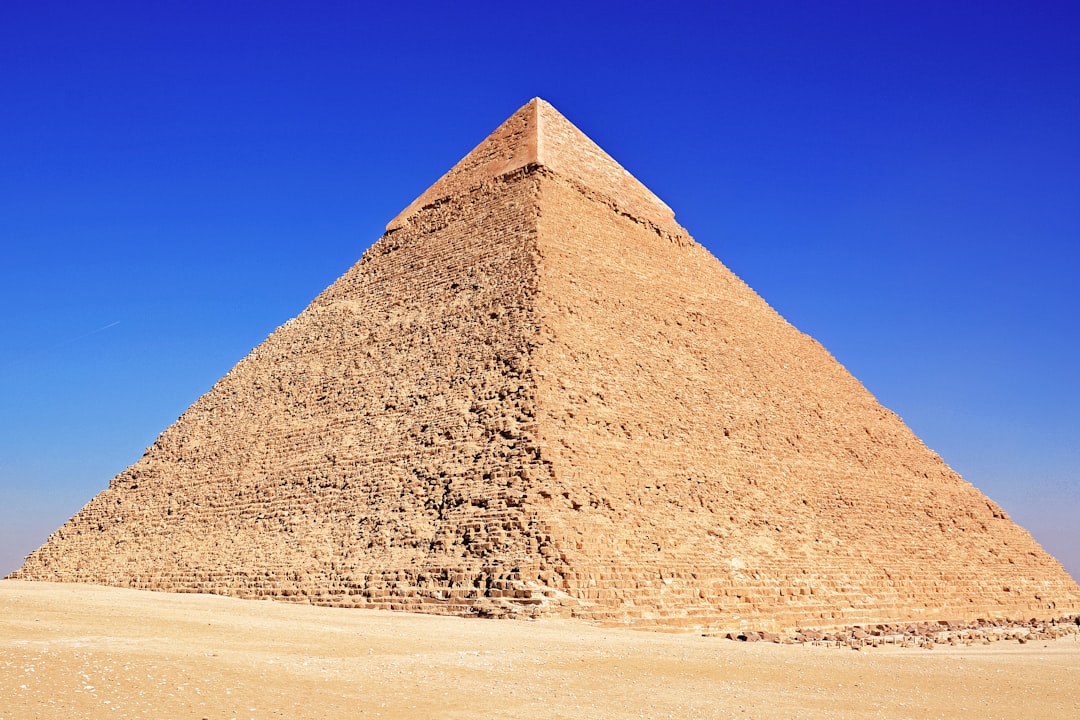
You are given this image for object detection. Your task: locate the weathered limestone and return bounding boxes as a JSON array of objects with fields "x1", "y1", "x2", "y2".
[{"x1": 12, "y1": 99, "x2": 1080, "y2": 631}]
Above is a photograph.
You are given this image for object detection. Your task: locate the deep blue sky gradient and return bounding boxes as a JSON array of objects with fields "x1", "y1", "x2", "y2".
[{"x1": 2, "y1": 1, "x2": 1078, "y2": 580}]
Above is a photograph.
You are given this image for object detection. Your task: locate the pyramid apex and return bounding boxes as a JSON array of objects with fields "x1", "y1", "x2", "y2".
[{"x1": 386, "y1": 99, "x2": 676, "y2": 232}]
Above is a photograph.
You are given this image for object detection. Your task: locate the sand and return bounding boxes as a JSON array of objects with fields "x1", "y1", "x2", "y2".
[{"x1": 2, "y1": 580, "x2": 1078, "y2": 719}]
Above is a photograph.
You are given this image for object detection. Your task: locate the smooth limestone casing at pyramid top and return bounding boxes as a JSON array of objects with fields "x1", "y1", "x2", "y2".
[{"x1": 13, "y1": 99, "x2": 1080, "y2": 631}]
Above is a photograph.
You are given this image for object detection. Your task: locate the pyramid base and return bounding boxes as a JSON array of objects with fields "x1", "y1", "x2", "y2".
[{"x1": 14, "y1": 565, "x2": 1077, "y2": 635}]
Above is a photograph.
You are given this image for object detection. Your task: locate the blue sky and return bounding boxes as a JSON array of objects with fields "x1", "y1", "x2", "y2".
[{"x1": 2, "y1": 1, "x2": 1078, "y2": 581}]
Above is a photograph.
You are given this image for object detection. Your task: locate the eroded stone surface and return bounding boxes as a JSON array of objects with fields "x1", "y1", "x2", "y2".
[{"x1": 12, "y1": 99, "x2": 1080, "y2": 631}]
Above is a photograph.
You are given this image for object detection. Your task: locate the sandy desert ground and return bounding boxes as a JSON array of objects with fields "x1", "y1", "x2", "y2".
[{"x1": 2, "y1": 580, "x2": 1079, "y2": 719}]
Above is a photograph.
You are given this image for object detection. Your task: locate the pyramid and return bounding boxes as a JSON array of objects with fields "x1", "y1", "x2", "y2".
[{"x1": 13, "y1": 99, "x2": 1079, "y2": 631}]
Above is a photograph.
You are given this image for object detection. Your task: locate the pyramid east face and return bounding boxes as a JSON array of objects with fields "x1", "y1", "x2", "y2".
[{"x1": 13, "y1": 99, "x2": 1080, "y2": 630}]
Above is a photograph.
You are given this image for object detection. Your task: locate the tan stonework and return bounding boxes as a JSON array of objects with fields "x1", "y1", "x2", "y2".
[{"x1": 12, "y1": 99, "x2": 1080, "y2": 631}]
